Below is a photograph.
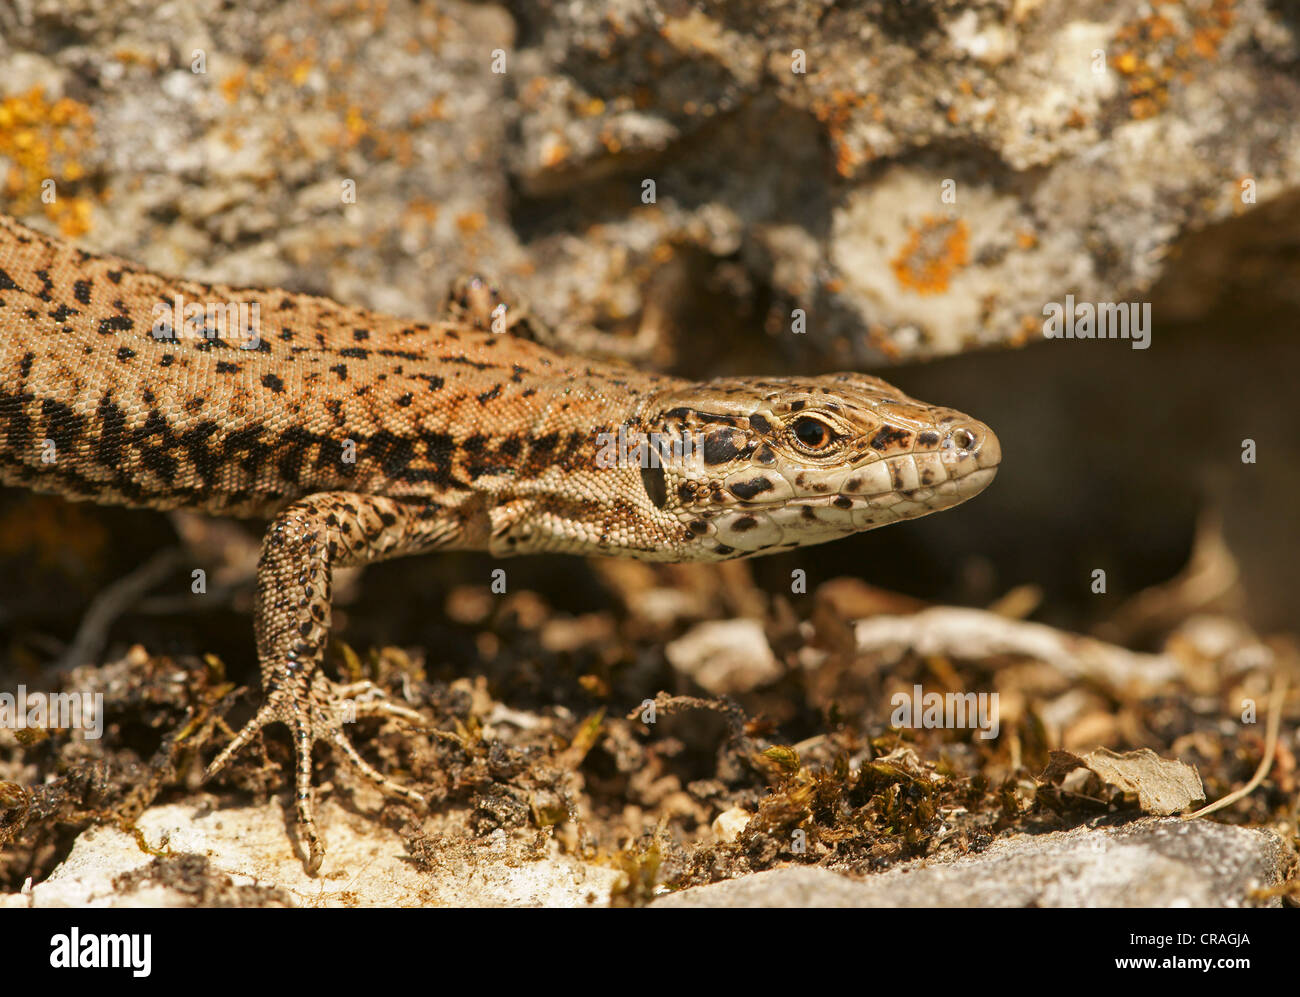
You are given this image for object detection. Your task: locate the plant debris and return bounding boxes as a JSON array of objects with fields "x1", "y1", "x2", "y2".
[
  {"x1": 1042, "y1": 747, "x2": 1205, "y2": 816},
  {"x1": 0, "y1": 505, "x2": 1296, "y2": 904}
]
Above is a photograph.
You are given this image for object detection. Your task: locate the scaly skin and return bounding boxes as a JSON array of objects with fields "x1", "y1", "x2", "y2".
[{"x1": 0, "y1": 214, "x2": 1000, "y2": 872}]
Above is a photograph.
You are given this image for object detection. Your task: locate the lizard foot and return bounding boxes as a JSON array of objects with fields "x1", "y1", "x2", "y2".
[{"x1": 204, "y1": 673, "x2": 428, "y2": 874}]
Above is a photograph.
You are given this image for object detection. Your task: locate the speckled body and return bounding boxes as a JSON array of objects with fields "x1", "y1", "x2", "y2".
[{"x1": 0, "y1": 214, "x2": 999, "y2": 871}]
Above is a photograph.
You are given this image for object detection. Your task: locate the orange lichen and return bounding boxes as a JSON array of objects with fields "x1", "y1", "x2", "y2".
[
  {"x1": 540, "y1": 134, "x2": 572, "y2": 169},
  {"x1": 263, "y1": 35, "x2": 320, "y2": 89},
  {"x1": 1111, "y1": 0, "x2": 1236, "y2": 120},
  {"x1": 811, "y1": 89, "x2": 870, "y2": 177},
  {"x1": 216, "y1": 27, "x2": 431, "y2": 169},
  {"x1": 0, "y1": 87, "x2": 96, "y2": 236},
  {"x1": 519, "y1": 77, "x2": 550, "y2": 109},
  {"x1": 342, "y1": 105, "x2": 369, "y2": 146},
  {"x1": 111, "y1": 48, "x2": 161, "y2": 70},
  {"x1": 1015, "y1": 313, "x2": 1043, "y2": 345},
  {"x1": 891, "y1": 216, "x2": 970, "y2": 295},
  {"x1": 219, "y1": 70, "x2": 246, "y2": 104},
  {"x1": 408, "y1": 96, "x2": 448, "y2": 126},
  {"x1": 864, "y1": 325, "x2": 905, "y2": 361},
  {"x1": 1130, "y1": 96, "x2": 1161, "y2": 120},
  {"x1": 455, "y1": 211, "x2": 486, "y2": 235},
  {"x1": 403, "y1": 196, "x2": 439, "y2": 229}
]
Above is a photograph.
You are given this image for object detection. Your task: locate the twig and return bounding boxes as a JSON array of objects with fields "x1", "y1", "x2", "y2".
[
  {"x1": 1183, "y1": 671, "x2": 1288, "y2": 820},
  {"x1": 55, "y1": 547, "x2": 184, "y2": 671},
  {"x1": 853, "y1": 606, "x2": 1183, "y2": 691}
]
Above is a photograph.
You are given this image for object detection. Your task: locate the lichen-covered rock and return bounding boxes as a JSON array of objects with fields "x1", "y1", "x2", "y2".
[
  {"x1": 503, "y1": 0, "x2": 1300, "y2": 365},
  {"x1": 3, "y1": 0, "x2": 1296, "y2": 372}
]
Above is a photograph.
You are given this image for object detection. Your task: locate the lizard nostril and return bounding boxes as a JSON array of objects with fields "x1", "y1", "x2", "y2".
[{"x1": 950, "y1": 427, "x2": 978, "y2": 452}]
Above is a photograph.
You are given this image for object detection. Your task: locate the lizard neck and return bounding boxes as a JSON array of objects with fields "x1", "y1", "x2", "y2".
[{"x1": 474, "y1": 376, "x2": 700, "y2": 559}]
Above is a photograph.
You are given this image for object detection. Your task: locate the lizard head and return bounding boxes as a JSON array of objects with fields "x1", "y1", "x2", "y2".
[{"x1": 635, "y1": 372, "x2": 1000, "y2": 559}]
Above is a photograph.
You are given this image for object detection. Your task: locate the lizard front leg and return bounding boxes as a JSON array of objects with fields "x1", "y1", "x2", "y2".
[{"x1": 204, "y1": 492, "x2": 459, "y2": 873}]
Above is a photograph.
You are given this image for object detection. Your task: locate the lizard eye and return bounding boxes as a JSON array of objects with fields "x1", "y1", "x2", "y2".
[{"x1": 791, "y1": 417, "x2": 833, "y2": 451}]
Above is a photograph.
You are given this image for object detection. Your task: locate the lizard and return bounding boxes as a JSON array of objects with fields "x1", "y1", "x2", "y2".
[{"x1": 0, "y1": 213, "x2": 1001, "y2": 872}]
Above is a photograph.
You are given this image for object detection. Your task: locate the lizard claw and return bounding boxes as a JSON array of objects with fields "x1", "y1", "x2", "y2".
[{"x1": 203, "y1": 674, "x2": 428, "y2": 875}]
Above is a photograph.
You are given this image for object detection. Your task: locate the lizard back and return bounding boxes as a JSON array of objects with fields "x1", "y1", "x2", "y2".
[{"x1": 0, "y1": 214, "x2": 671, "y2": 518}]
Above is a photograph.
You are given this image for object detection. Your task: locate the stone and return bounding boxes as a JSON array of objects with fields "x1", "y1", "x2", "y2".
[
  {"x1": 653, "y1": 820, "x2": 1290, "y2": 908},
  {"x1": 665, "y1": 619, "x2": 783, "y2": 694},
  {"x1": 0, "y1": 799, "x2": 620, "y2": 908}
]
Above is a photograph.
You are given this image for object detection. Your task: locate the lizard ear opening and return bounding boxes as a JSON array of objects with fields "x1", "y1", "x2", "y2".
[{"x1": 641, "y1": 464, "x2": 668, "y2": 508}]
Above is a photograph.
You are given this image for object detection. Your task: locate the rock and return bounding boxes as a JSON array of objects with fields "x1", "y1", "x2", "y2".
[
  {"x1": 653, "y1": 820, "x2": 1290, "y2": 908},
  {"x1": 8, "y1": 0, "x2": 1297, "y2": 372},
  {"x1": 504, "y1": 0, "x2": 1300, "y2": 367},
  {"x1": 665, "y1": 619, "x2": 783, "y2": 694},
  {"x1": 0, "y1": 798, "x2": 620, "y2": 908},
  {"x1": 711, "y1": 807, "x2": 752, "y2": 843}
]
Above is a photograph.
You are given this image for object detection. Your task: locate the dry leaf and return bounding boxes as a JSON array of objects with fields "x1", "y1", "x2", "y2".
[{"x1": 1042, "y1": 747, "x2": 1205, "y2": 815}]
